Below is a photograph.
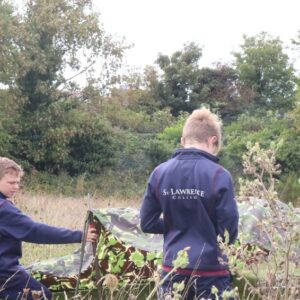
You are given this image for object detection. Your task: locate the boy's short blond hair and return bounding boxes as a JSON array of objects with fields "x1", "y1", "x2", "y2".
[
  {"x1": 0, "y1": 157, "x2": 24, "y2": 180},
  {"x1": 182, "y1": 108, "x2": 222, "y2": 152}
]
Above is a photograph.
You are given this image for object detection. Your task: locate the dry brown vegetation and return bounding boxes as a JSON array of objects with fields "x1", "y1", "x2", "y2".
[{"x1": 17, "y1": 191, "x2": 140, "y2": 266}]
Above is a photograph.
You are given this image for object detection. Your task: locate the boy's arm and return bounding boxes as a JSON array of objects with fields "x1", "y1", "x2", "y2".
[
  {"x1": 140, "y1": 170, "x2": 164, "y2": 234},
  {"x1": 0, "y1": 201, "x2": 82, "y2": 244},
  {"x1": 214, "y1": 170, "x2": 239, "y2": 244}
]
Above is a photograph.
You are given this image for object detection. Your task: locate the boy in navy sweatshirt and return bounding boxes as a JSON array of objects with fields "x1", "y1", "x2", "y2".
[
  {"x1": 140, "y1": 108, "x2": 239, "y2": 299},
  {"x1": 0, "y1": 157, "x2": 97, "y2": 300}
]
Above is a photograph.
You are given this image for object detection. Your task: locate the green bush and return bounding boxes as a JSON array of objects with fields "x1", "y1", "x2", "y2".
[
  {"x1": 277, "y1": 129, "x2": 300, "y2": 175},
  {"x1": 24, "y1": 171, "x2": 77, "y2": 196},
  {"x1": 0, "y1": 128, "x2": 11, "y2": 157},
  {"x1": 24, "y1": 168, "x2": 147, "y2": 198},
  {"x1": 9, "y1": 100, "x2": 76, "y2": 172},
  {"x1": 144, "y1": 139, "x2": 174, "y2": 170},
  {"x1": 278, "y1": 172, "x2": 300, "y2": 206},
  {"x1": 0, "y1": 90, "x2": 15, "y2": 157},
  {"x1": 158, "y1": 113, "x2": 187, "y2": 142},
  {"x1": 144, "y1": 114, "x2": 186, "y2": 169},
  {"x1": 103, "y1": 103, "x2": 174, "y2": 134},
  {"x1": 104, "y1": 105, "x2": 150, "y2": 132},
  {"x1": 220, "y1": 113, "x2": 287, "y2": 180},
  {"x1": 66, "y1": 113, "x2": 119, "y2": 175},
  {"x1": 116, "y1": 132, "x2": 152, "y2": 174}
]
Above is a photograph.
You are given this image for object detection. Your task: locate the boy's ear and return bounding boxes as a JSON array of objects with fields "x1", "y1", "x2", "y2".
[
  {"x1": 180, "y1": 137, "x2": 185, "y2": 147},
  {"x1": 210, "y1": 136, "x2": 219, "y2": 154},
  {"x1": 211, "y1": 135, "x2": 218, "y2": 146}
]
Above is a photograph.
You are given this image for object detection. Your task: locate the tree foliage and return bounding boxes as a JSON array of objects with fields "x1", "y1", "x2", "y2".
[
  {"x1": 220, "y1": 113, "x2": 287, "y2": 179},
  {"x1": 234, "y1": 32, "x2": 297, "y2": 113},
  {"x1": 276, "y1": 104, "x2": 300, "y2": 174},
  {"x1": 144, "y1": 114, "x2": 186, "y2": 169},
  {"x1": 0, "y1": 0, "x2": 125, "y2": 92},
  {"x1": 155, "y1": 42, "x2": 203, "y2": 115},
  {"x1": 155, "y1": 43, "x2": 252, "y2": 122},
  {"x1": 192, "y1": 64, "x2": 251, "y2": 122},
  {"x1": 1, "y1": 2, "x2": 299, "y2": 200},
  {"x1": 0, "y1": 0, "x2": 126, "y2": 174}
]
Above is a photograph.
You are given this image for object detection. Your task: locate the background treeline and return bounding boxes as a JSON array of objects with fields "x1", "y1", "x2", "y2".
[{"x1": 0, "y1": 0, "x2": 299, "y2": 205}]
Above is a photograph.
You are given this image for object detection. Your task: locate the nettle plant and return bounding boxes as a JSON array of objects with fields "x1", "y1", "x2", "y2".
[{"x1": 221, "y1": 142, "x2": 300, "y2": 300}]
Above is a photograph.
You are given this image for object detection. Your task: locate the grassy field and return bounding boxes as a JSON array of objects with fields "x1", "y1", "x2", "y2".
[
  {"x1": 16, "y1": 192, "x2": 299, "y2": 299},
  {"x1": 17, "y1": 191, "x2": 140, "y2": 267}
]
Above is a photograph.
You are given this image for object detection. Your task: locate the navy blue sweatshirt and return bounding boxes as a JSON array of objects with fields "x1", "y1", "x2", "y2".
[
  {"x1": 0, "y1": 193, "x2": 82, "y2": 277},
  {"x1": 140, "y1": 148, "x2": 239, "y2": 271}
]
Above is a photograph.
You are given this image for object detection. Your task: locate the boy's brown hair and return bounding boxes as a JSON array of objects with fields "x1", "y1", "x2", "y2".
[
  {"x1": 0, "y1": 157, "x2": 24, "y2": 180},
  {"x1": 182, "y1": 107, "x2": 222, "y2": 153}
]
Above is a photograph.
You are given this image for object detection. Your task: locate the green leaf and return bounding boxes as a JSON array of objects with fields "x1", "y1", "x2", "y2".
[{"x1": 129, "y1": 250, "x2": 145, "y2": 268}]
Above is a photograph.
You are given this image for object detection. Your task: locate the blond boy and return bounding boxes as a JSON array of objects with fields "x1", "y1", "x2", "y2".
[{"x1": 140, "y1": 108, "x2": 239, "y2": 299}]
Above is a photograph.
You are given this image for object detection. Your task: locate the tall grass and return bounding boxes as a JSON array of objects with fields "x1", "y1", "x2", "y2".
[
  {"x1": 24, "y1": 170, "x2": 148, "y2": 199},
  {"x1": 17, "y1": 191, "x2": 140, "y2": 266}
]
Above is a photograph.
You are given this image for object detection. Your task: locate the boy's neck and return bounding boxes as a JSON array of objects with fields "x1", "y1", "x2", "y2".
[
  {"x1": 183, "y1": 143, "x2": 215, "y2": 155},
  {"x1": 181, "y1": 136, "x2": 218, "y2": 155}
]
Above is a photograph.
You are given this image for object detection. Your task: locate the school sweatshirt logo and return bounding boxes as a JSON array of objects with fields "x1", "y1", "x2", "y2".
[{"x1": 162, "y1": 188, "x2": 205, "y2": 200}]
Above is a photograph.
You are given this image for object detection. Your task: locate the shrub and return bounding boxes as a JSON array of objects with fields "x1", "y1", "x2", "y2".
[
  {"x1": 144, "y1": 113, "x2": 186, "y2": 169},
  {"x1": 278, "y1": 172, "x2": 300, "y2": 207},
  {"x1": 144, "y1": 139, "x2": 174, "y2": 170},
  {"x1": 277, "y1": 129, "x2": 300, "y2": 175},
  {"x1": 66, "y1": 114, "x2": 119, "y2": 175},
  {"x1": 222, "y1": 142, "x2": 300, "y2": 300},
  {"x1": 220, "y1": 113, "x2": 286, "y2": 180}
]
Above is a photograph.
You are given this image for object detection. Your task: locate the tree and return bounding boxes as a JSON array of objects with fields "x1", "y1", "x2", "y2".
[
  {"x1": 0, "y1": 1, "x2": 19, "y2": 84},
  {"x1": 0, "y1": 0, "x2": 126, "y2": 93},
  {"x1": 291, "y1": 29, "x2": 300, "y2": 52},
  {"x1": 0, "y1": 0, "x2": 126, "y2": 173},
  {"x1": 155, "y1": 42, "x2": 203, "y2": 115},
  {"x1": 0, "y1": 90, "x2": 13, "y2": 157},
  {"x1": 192, "y1": 64, "x2": 252, "y2": 123},
  {"x1": 155, "y1": 43, "x2": 252, "y2": 121},
  {"x1": 233, "y1": 32, "x2": 297, "y2": 113},
  {"x1": 66, "y1": 111, "x2": 120, "y2": 175}
]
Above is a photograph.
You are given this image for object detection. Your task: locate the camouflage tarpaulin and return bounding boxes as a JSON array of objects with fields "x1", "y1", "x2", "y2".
[
  {"x1": 93, "y1": 207, "x2": 162, "y2": 252},
  {"x1": 29, "y1": 208, "x2": 163, "y2": 290},
  {"x1": 238, "y1": 198, "x2": 300, "y2": 253},
  {"x1": 29, "y1": 199, "x2": 300, "y2": 290},
  {"x1": 29, "y1": 243, "x2": 94, "y2": 278}
]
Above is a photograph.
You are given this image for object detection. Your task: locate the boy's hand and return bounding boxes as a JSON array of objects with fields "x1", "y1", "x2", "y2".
[{"x1": 86, "y1": 225, "x2": 98, "y2": 242}]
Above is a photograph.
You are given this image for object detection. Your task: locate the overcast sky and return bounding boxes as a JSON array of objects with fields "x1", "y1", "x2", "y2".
[{"x1": 95, "y1": 0, "x2": 300, "y2": 71}]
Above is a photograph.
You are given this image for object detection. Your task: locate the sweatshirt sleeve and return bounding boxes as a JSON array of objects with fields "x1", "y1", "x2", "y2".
[
  {"x1": 0, "y1": 201, "x2": 82, "y2": 244},
  {"x1": 214, "y1": 169, "x2": 239, "y2": 244},
  {"x1": 140, "y1": 169, "x2": 164, "y2": 234}
]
